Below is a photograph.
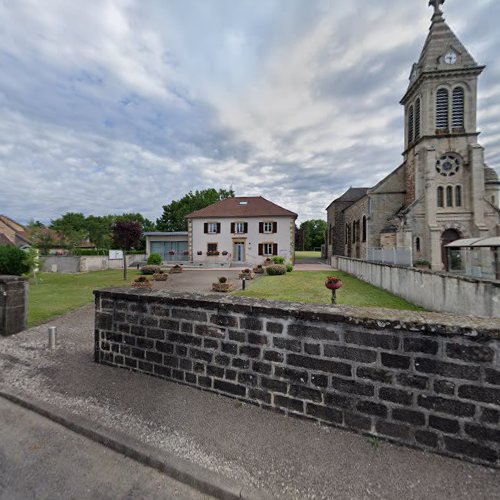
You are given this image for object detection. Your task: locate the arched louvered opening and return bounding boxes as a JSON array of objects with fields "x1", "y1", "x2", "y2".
[
  {"x1": 437, "y1": 187, "x2": 444, "y2": 207},
  {"x1": 415, "y1": 98, "x2": 421, "y2": 140},
  {"x1": 455, "y1": 185, "x2": 462, "y2": 207},
  {"x1": 452, "y1": 87, "x2": 465, "y2": 129},
  {"x1": 436, "y1": 88, "x2": 449, "y2": 131},
  {"x1": 446, "y1": 186, "x2": 453, "y2": 207},
  {"x1": 408, "y1": 105, "x2": 414, "y2": 144}
]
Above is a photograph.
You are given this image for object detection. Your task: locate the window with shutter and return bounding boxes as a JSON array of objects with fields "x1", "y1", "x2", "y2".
[
  {"x1": 259, "y1": 222, "x2": 264, "y2": 233},
  {"x1": 272, "y1": 221, "x2": 278, "y2": 233},
  {"x1": 273, "y1": 243, "x2": 278, "y2": 255}
]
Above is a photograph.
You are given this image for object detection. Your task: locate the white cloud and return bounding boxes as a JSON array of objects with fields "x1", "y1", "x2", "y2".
[{"x1": 0, "y1": 0, "x2": 498, "y2": 225}]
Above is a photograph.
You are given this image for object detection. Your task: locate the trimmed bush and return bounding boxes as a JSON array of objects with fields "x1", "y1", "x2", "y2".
[
  {"x1": 266, "y1": 264, "x2": 287, "y2": 276},
  {"x1": 272, "y1": 256, "x2": 285, "y2": 264},
  {"x1": 0, "y1": 245, "x2": 30, "y2": 276},
  {"x1": 141, "y1": 265, "x2": 161, "y2": 275},
  {"x1": 286, "y1": 264, "x2": 293, "y2": 272},
  {"x1": 147, "y1": 253, "x2": 162, "y2": 265}
]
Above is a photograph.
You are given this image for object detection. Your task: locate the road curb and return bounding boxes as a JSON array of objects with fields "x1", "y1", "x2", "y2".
[{"x1": 0, "y1": 389, "x2": 273, "y2": 500}]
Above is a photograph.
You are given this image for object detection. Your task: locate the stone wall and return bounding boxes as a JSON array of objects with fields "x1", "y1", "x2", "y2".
[
  {"x1": 0, "y1": 275, "x2": 28, "y2": 336},
  {"x1": 336, "y1": 256, "x2": 500, "y2": 318},
  {"x1": 41, "y1": 255, "x2": 146, "y2": 273},
  {"x1": 94, "y1": 289, "x2": 500, "y2": 467}
]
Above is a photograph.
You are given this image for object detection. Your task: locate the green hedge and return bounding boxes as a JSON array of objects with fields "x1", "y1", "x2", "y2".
[{"x1": 0, "y1": 245, "x2": 30, "y2": 276}]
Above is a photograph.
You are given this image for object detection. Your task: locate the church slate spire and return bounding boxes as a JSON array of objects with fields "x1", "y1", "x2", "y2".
[{"x1": 403, "y1": 0, "x2": 483, "y2": 98}]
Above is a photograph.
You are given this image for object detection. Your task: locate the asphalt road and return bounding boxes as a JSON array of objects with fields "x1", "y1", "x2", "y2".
[{"x1": 0, "y1": 397, "x2": 212, "y2": 500}]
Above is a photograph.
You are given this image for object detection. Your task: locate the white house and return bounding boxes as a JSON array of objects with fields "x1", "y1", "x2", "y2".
[{"x1": 186, "y1": 196, "x2": 297, "y2": 266}]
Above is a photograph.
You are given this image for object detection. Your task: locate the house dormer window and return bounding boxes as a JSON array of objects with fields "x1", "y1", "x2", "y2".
[{"x1": 436, "y1": 88, "x2": 449, "y2": 131}]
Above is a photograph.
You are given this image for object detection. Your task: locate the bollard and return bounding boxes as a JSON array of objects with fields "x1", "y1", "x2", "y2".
[
  {"x1": 48, "y1": 326, "x2": 57, "y2": 349},
  {"x1": 242, "y1": 278, "x2": 246, "y2": 290}
]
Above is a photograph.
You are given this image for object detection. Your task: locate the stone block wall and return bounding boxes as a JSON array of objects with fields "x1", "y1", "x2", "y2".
[
  {"x1": 0, "y1": 275, "x2": 28, "y2": 336},
  {"x1": 94, "y1": 289, "x2": 500, "y2": 467}
]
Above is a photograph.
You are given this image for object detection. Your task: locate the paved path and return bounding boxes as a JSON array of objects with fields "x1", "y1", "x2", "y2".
[
  {"x1": 1, "y1": 305, "x2": 499, "y2": 499},
  {"x1": 294, "y1": 256, "x2": 332, "y2": 272},
  {"x1": 0, "y1": 397, "x2": 211, "y2": 500}
]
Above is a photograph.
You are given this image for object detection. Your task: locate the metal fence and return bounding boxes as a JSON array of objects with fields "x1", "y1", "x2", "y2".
[{"x1": 367, "y1": 247, "x2": 413, "y2": 267}]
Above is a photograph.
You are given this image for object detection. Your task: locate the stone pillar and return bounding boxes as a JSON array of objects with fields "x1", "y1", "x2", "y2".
[{"x1": 0, "y1": 275, "x2": 28, "y2": 337}]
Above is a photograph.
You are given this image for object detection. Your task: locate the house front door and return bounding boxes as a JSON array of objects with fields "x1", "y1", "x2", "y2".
[{"x1": 233, "y1": 241, "x2": 245, "y2": 262}]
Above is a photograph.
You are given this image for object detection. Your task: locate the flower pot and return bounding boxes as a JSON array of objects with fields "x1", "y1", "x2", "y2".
[{"x1": 325, "y1": 280, "x2": 343, "y2": 290}]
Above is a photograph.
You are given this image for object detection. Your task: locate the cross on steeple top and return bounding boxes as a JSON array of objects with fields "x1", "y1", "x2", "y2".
[{"x1": 429, "y1": 0, "x2": 445, "y2": 15}]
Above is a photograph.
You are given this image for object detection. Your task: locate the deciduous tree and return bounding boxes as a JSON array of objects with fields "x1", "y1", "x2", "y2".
[{"x1": 156, "y1": 188, "x2": 235, "y2": 232}]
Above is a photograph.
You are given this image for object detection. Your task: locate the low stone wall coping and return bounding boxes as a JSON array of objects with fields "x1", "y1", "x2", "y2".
[
  {"x1": 0, "y1": 275, "x2": 27, "y2": 283},
  {"x1": 337, "y1": 256, "x2": 500, "y2": 287},
  {"x1": 95, "y1": 288, "x2": 500, "y2": 338}
]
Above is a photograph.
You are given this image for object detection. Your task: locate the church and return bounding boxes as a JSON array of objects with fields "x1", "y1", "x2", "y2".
[{"x1": 326, "y1": 0, "x2": 500, "y2": 271}]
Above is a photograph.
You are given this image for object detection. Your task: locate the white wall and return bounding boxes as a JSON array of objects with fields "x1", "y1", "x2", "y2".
[
  {"x1": 336, "y1": 256, "x2": 499, "y2": 318},
  {"x1": 191, "y1": 217, "x2": 294, "y2": 266}
]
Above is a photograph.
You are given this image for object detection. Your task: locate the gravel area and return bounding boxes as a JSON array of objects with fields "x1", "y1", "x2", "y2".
[{"x1": 1, "y1": 304, "x2": 499, "y2": 500}]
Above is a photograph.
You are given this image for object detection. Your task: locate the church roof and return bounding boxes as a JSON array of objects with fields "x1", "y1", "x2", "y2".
[
  {"x1": 326, "y1": 187, "x2": 369, "y2": 210},
  {"x1": 402, "y1": 2, "x2": 484, "y2": 101},
  {"x1": 485, "y1": 165, "x2": 500, "y2": 184},
  {"x1": 417, "y1": 12, "x2": 477, "y2": 71}
]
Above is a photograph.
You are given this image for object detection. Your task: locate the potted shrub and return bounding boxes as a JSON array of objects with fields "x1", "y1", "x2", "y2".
[
  {"x1": 132, "y1": 275, "x2": 152, "y2": 289},
  {"x1": 212, "y1": 276, "x2": 235, "y2": 292},
  {"x1": 239, "y1": 268, "x2": 255, "y2": 280},
  {"x1": 168, "y1": 250, "x2": 175, "y2": 256},
  {"x1": 141, "y1": 265, "x2": 162, "y2": 275},
  {"x1": 221, "y1": 251, "x2": 228, "y2": 256},
  {"x1": 325, "y1": 275, "x2": 343, "y2": 305},
  {"x1": 169, "y1": 264, "x2": 183, "y2": 274},
  {"x1": 325, "y1": 275, "x2": 343, "y2": 290},
  {"x1": 152, "y1": 270, "x2": 168, "y2": 281},
  {"x1": 264, "y1": 258, "x2": 273, "y2": 266},
  {"x1": 253, "y1": 264, "x2": 265, "y2": 274}
]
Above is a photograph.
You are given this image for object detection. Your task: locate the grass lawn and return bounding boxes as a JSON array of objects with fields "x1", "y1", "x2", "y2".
[
  {"x1": 295, "y1": 251, "x2": 322, "y2": 260},
  {"x1": 234, "y1": 270, "x2": 423, "y2": 311},
  {"x1": 28, "y1": 269, "x2": 140, "y2": 327}
]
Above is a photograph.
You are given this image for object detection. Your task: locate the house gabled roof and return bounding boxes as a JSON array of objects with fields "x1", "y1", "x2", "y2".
[{"x1": 185, "y1": 196, "x2": 297, "y2": 219}]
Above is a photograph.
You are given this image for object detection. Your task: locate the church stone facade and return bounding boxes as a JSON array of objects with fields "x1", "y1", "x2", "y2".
[{"x1": 326, "y1": 1, "x2": 500, "y2": 271}]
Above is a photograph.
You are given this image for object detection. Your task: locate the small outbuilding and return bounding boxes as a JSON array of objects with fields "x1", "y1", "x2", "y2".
[{"x1": 445, "y1": 237, "x2": 500, "y2": 280}]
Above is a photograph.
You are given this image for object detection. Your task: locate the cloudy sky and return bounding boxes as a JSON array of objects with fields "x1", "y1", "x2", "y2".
[{"x1": 1, "y1": 0, "x2": 499, "y2": 225}]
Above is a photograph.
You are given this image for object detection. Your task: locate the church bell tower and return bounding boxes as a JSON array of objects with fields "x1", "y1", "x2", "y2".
[{"x1": 399, "y1": 0, "x2": 495, "y2": 269}]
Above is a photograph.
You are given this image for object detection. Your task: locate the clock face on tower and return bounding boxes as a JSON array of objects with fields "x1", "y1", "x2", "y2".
[{"x1": 444, "y1": 50, "x2": 457, "y2": 65}]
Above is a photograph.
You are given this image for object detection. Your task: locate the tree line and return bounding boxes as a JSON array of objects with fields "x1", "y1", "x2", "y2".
[{"x1": 26, "y1": 187, "x2": 326, "y2": 253}]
